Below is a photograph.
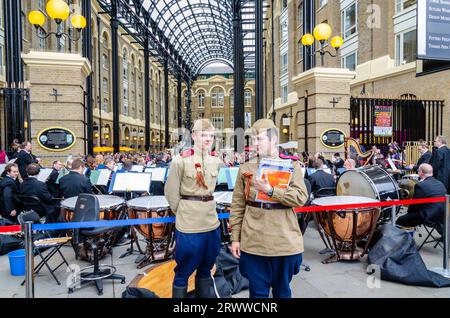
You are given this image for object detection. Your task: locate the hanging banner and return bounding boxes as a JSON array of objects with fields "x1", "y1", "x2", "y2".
[{"x1": 374, "y1": 105, "x2": 393, "y2": 137}]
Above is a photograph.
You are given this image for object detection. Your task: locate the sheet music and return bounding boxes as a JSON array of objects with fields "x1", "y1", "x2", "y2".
[
  {"x1": 0, "y1": 164, "x2": 6, "y2": 176},
  {"x1": 226, "y1": 167, "x2": 239, "y2": 190},
  {"x1": 387, "y1": 158, "x2": 398, "y2": 171},
  {"x1": 144, "y1": 168, "x2": 167, "y2": 182},
  {"x1": 90, "y1": 169, "x2": 112, "y2": 186},
  {"x1": 114, "y1": 163, "x2": 123, "y2": 172},
  {"x1": 8, "y1": 158, "x2": 17, "y2": 164},
  {"x1": 131, "y1": 165, "x2": 144, "y2": 172},
  {"x1": 98, "y1": 169, "x2": 112, "y2": 186},
  {"x1": 111, "y1": 172, "x2": 152, "y2": 192},
  {"x1": 37, "y1": 168, "x2": 53, "y2": 183},
  {"x1": 217, "y1": 167, "x2": 228, "y2": 184},
  {"x1": 56, "y1": 168, "x2": 70, "y2": 184}
]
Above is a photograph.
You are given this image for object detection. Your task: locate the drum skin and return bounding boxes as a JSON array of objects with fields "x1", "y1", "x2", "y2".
[
  {"x1": 337, "y1": 166, "x2": 399, "y2": 201},
  {"x1": 316, "y1": 208, "x2": 380, "y2": 242}
]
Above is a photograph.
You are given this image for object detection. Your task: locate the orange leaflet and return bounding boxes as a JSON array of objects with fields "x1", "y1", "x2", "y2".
[{"x1": 256, "y1": 169, "x2": 292, "y2": 203}]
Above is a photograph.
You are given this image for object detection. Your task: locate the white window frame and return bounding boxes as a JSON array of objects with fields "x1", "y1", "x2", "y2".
[
  {"x1": 281, "y1": 84, "x2": 288, "y2": 104},
  {"x1": 341, "y1": 2, "x2": 358, "y2": 40},
  {"x1": 395, "y1": 0, "x2": 416, "y2": 14},
  {"x1": 211, "y1": 88, "x2": 224, "y2": 108},
  {"x1": 319, "y1": 0, "x2": 328, "y2": 9},
  {"x1": 280, "y1": 52, "x2": 288, "y2": 75},
  {"x1": 395, "y1": 27, "x2": 417, "y2": 66},
  {"x1": 198, "y1": 90, "x2": 205, "y2": 109},
  {"x1": 341, "y1": 51, "x2": 357, "y2": 71},
  {"x1": 244, "y1": 90, "x2": 252, "y2": 108}
]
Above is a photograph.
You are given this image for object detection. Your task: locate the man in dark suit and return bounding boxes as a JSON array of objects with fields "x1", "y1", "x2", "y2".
[
  {"x1": 0, "y1": 163, "x2": 20, "y2": 222},
  {"x1": 19, "y1": 163, "x2": 57, "y2": 219},
  {"x1": 308, "y1": 158, "x2": 335, "y2": 196},
  {"x1": 46, "y1": 160, "x2": 63, "y2": 198},
  {"x1": 432, "y1": 136, "x2": 450, "y2": 194},
  {"x1": 16, "y1": 141, "x2": 40, "y2": 179},
  {"x1": 59, "y1": 159, "x2": 93, "y2": 198},
  {"x1": 408, "y1": 143, "x2": 432, "y2": 173},
  {"x1": 397, "y1": 164, "x2": 447, "y2": 232}
]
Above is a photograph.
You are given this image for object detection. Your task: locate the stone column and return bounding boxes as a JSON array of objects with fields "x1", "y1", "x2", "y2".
[
  {"x1": 292, "y1": 67, "x2": 355, "y2": 156},
  {"x1": 22, "y1": 51, "x2": 91, "y2": 166}
]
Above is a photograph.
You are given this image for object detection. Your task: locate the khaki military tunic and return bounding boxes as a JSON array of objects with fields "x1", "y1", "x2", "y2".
[
  {"x1": 165, "y1": 149, "x2": 222, "y2": 233},
  {"x1": 230, "y1": 156, "x2": 308, "y2": 257}
]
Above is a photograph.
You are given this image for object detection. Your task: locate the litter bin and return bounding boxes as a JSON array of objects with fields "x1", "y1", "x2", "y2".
[{"x1": 8, "y1": 249, "x2": 26, "y2": 276}]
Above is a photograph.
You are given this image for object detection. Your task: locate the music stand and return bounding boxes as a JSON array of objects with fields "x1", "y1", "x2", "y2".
[{"x1": 110, "y1": 172, "x2": 152, "y2": 259}]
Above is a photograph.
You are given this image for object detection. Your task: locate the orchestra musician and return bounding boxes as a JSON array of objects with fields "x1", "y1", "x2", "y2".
[
  {"x1": 59, "y1": 159, "x2": 93, "y2": 198},
  {"x1": 0, "y1": 163, "x2": 20, "y2": 222}
]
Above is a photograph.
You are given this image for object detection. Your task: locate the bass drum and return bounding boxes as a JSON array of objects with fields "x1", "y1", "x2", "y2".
[{"x1": 337, "y1": 166, "x2": 400, "y2": 220}]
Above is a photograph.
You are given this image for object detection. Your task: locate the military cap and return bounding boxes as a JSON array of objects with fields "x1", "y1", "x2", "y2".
[
  {"x1": 251, "y1": 119, "x2": 277, "y2": 133},
  {"x1": 192, "y1": 118, "x2": 215, "y2": 132}
]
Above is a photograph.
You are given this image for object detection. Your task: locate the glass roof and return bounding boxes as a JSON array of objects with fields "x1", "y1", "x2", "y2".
[
  {"x1": 132, "y1": 0, "x2": 234, "y2": 75},
  {"x1": 98, "y1": 0, "x2": 266, "y2": 77}
]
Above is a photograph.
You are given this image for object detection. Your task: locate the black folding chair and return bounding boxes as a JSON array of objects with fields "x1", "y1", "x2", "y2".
[
  {"x1": 69, "y1": 194, "x2": 125, "y2": 295},
  {"x1": 418, "y1": 222, "x2": 444, "y2": 251},
  {"x1": 18, "y1": 211, "x2": 71, "y2": 286}
]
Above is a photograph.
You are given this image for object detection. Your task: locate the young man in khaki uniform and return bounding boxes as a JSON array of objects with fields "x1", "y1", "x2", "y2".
[
  {"x1": 165, "y1": 119, "x2": 222, "y2": 298},
  {"x1": 230, "y1": 119, "x2": 309, "y2": 298}
]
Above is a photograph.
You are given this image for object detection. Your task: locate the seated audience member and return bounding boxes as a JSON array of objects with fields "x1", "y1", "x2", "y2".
[
  {"x1": 19, "y1": 163, "x2": 57, "y2": 219},
  {"x1": 118, "y1": 160, "x2": 134, "y2": 172},
  {"x1": 308, "y1": 158, "x2": 335, "y2": 195},
  {"x1": 95, "y1": 154, "x2": 106, "y2": 170},
  {"x1": 0, "y1": 163, "x2": 20, "y2": 222},
  {"x1": 396, "y1": 164, "x2": 447, "y2": 233},
  {"x1": 59, "y1": 159, "x2": 93, "y2": 198},
  {"x1": 47, "y1": 160, "x2": 63, "y2": 198}
]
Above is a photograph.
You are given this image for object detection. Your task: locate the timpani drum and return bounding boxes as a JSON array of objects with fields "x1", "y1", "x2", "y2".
[
  {"x1": 312, "y1": 196, "x2": 381, "y2": 264},
  {"x1": 126, "y1": 196, "x2": 175, "y2": 269},
  {"x1": 214, "y1": 192, "x2": 233, "y2": 243},
  {"x1": 337, "y1": 166, "x2": 400, "y2": 221},
  {"x1": 60, "y1": 195, "x2": 125, "y2": 262}
]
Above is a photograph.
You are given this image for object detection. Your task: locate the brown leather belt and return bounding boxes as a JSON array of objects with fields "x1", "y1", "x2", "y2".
[
  {"x1": 181, "y1": 195, "x2": 214, "y2": 202},
  {"x1": 246, "y1": 201, "x2": 290, "y2": 210}
]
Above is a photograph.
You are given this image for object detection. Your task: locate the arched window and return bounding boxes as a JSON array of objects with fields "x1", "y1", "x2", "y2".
[
  {"x1": 122, "y1": 48, "x2": 129, "y2": 116},
  {"x1": 211, "y1": 87, "x2": 224, "y2": 108},
  {"x1": 198, "y1": 90, "x2": 205, "y2": 108},
  {"x1": 230, "y1": 89, "x2": 234, "y2": 108},
  {"x1": 244, "y1": 89, "x2": 252, "y2": 107},
  {"x1": 102, "y1": 32, "x2": 109, "y2": 49}
]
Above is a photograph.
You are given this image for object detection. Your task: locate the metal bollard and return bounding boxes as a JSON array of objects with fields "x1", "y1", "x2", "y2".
[
  {"x1": 24, "y1": 221, "x2": 34, "y2": 298},
  {"x1": 431, "y1": 195, "x2": 450, "y2": 278}
]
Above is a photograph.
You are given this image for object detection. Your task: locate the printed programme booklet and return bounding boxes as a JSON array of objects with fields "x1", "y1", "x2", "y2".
[{"x1": 255, "y1": 158, "x2": 293, "y2": 203}]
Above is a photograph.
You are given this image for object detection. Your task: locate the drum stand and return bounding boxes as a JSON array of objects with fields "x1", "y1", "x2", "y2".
[{"x1": 119, "y1": 192, "x2": 145, "y2": 260}]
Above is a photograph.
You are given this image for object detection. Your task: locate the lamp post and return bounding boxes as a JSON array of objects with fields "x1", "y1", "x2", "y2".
[
  {"x1": 28, "y1": 0, "x2": 86, "y2": 41},
  {"x1": 301, "y1": 23, "x2": 344, "y2": 67}
]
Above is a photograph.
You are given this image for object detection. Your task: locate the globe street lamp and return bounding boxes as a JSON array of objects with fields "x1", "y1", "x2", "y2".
[
  {"x1": 28, "y1": 0, "x2": 86, "y2": 42},
  {"x1": 301, "y1": 23, "x2": 344, "y2": 67}
]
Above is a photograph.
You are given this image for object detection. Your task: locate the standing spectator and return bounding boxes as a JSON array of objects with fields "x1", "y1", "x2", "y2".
[
  {"x1": 432, "y1": 135, "x2": 450, "y2": 194},
  {"x1": 16, "y1": 141, "x2": 39, "y2": 179}
]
